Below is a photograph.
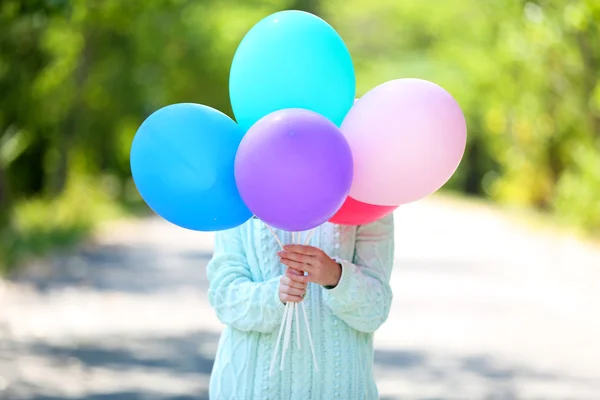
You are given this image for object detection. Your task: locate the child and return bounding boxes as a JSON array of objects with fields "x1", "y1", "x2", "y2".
[{"x1": 207, "y1": 213, "x2": 394, "y2": 399}]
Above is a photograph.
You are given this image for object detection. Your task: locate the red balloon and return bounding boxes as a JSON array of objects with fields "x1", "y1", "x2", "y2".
[{"x1": 329, "y1": 196, "x2": 397, "y2": 226}]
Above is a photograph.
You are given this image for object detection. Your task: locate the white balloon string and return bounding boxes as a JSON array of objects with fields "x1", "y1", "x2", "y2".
[
  {"x1": 304, "y1": 229, "x2": 315, "y2": 245},
  {"x1": 301, "y1": 300, "x2": 319, "y2": 372},
  {"x1": 266, "y1": 224, "x2": 284, "y2": 250},
  {"x1": 267, "y1": 226, "x2": 318, "y2": 374},
  {"x1": 269, "y1": 301, "x2": 289, "y2": 376},
  {"x1": 295, "y1": 301, "x2": 301, "y2": 349},
  {"x1": 281, "y1": 300, "x2": 294, "y2": 371}
]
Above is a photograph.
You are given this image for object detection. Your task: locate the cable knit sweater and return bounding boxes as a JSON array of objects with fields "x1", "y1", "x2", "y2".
[{"x1": 207, "y1": 213, "x2": 395, "y2": 400}]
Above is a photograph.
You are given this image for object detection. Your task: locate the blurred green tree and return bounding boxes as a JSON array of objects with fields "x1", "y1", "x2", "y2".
[
  {"x1": 1, "y1": 0, "x2": 599, "y2": 268},
  {"x1": 327, "y1": 0, "x2": 600, "y2": 230},
  {"x1": 0, "y1": 0, "x2": 318, "y2": 267}
]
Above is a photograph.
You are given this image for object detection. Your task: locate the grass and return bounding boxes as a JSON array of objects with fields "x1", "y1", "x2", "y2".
[{"x1": 0, "y1": 176, "x2": 138, "y2": 275}]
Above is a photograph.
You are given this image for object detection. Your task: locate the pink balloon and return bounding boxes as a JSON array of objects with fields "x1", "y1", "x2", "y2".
[
  {"x1": 329, "y1": 196, "x2": 397, "y2": 226},
  {"x1": 341, "y1": 78, "x2": 467, "y2": 206}
]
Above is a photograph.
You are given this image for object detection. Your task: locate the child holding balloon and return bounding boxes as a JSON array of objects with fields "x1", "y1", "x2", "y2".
[
  {"x1": 129, "y1": 5, "x2": 466, "y2": 399},
  {"x1": 206, "y1": 8, "x2": 465, "y2": 397},
  {"x1": 208, "y1": 95, "x2": 397, "y2": 399},
  {"x1": 207, "y1": 214, "x2": 395, "y2": 400}
]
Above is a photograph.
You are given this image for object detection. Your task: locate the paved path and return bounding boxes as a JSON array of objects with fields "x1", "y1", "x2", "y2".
[{"x1": 1, "y1": 197, "x2": 600, "y2": 400}]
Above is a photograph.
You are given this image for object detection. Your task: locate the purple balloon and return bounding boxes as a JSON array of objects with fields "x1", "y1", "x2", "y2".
[{"x1": 235, "y1": 109, "x2": 354, "y2": 231}]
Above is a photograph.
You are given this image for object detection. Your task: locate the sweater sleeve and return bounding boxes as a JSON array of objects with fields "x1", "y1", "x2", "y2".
[
  {"x1": 207, "y1": 225, "x2": 285, "y2": 333},
  {"x1": 322, "y1": 213, "x2": 395, "y2": 333}
]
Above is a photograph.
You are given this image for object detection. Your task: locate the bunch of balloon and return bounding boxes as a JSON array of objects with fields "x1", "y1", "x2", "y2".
[{"x1": 130, "y1": 9, "x2": 467, "y2": 377}]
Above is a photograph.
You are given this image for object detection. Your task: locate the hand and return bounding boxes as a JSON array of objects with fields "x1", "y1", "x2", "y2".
[
  {"x1": 278, "y1": 245, "x2": 342, "y2": 288},
  {"x1": 279, "y1": 267, "x2": 307, "y2": 304}
]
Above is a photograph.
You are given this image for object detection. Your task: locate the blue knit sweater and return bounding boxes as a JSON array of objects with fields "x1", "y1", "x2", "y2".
[{"x1": 207, "y1": 214, "x2": 395, "y2": 399}]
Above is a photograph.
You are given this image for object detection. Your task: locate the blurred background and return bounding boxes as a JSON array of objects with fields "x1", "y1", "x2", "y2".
[{"x1": 1, "y1": 0, "x2": 599, "y2": 399}]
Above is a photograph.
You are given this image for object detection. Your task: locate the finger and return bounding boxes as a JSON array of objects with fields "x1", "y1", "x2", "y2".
[
  {"x1": 280, "y1": 292, "x2": 303, "y2": 303},
  {"x1": 282, "y1": 244, "x2": 321, "y2": 256},
  {"x1": 281, "y1": 275, "x2": 306, "y2": 290},
  {"x1": 280, "y1": 258, "x2": 314, "y2": 273},
  {"x1": 286, "y1": 271, "x2": 308, "y2": 284},
  {"x1": 280, "y1": 284, "x2": 306, "y2": 297},
  {"x1": 287, "y1": 267, "x2": 303, "y2": 276},
  {"x1": 278, "y1": 251, "x2": 314, "y2": 265}
]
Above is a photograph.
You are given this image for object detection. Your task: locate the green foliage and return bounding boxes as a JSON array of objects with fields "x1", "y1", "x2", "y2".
[
  {"x1": 0, "y1": 0, "x2": 308, "y2": 270},
  {"x1": 0, "y1": 0, "x2": 599, "y2": 270},
  {"x1": 0, "y1": 175, "x2": 123, "y2": 273},
  {"x1": 326, "y1": 0, "x2": 600, "y2": 228}
]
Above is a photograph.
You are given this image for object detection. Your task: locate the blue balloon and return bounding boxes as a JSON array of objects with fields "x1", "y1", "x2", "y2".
[
  {"x1": 130, "y1": 103, "x2": 252, "y2": 231},
  {"x1": 230, "y1": 10, "x2": 356, "y2": 131}
]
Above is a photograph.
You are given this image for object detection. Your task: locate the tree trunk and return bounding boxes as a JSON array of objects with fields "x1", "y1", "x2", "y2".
[
  {"x1": 577, "y1": 31, "x2": 600, "y2": 138},
  {"x1": 291, "y1": 0, "x2": 319, "y2": 14},
  {"x1": 0, "y1": 163, "x2": 9, "y2": 224},
  {"x1": 0, "y1": 161, "x2": 11, "y2": 263},
  {"x1": 51, "y1": 35, "x2": 92, "y2": 196},
  {"x1": 463, "y1": 138, "x2": 483, "y2": 195}
]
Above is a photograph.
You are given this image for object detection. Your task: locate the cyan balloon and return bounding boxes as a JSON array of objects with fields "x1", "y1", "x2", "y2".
[
  {"x1": 230, "y1": 10, "x2": 355, "y2": 131},
  {"x1": 130, "y1": 103, "x2": 252, "y2": 231}
]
